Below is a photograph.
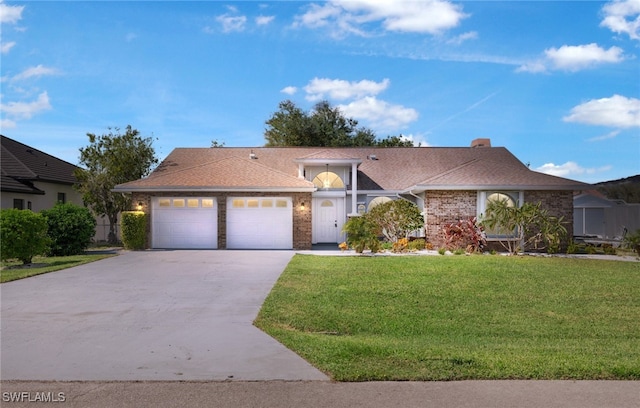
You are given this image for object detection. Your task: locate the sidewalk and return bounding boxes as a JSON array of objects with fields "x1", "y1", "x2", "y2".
[{"x1": 2, "y1": 380, "x2": 638, "y2": 408}]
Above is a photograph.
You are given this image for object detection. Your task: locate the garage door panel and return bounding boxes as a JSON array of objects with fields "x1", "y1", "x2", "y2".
[
  {"x1": 152, "y1": 197, "x2": 217, "y2": 249},
  {"x1": 227, "y1": 197, "x2": 292, "y2": 249}
]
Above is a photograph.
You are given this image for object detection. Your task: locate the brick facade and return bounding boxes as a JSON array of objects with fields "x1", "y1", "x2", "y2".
[
  {"x1": 524, "y1": 190, "x2": 574, "y2": 250},
  {"x1": 424, "y1": 190, "x2": 477, "y2": 246},
  {"x1": 423, "y1": 190, "x2": 574, "y2": 249},
  {"x1": 131, "y1": 191, "x2": 312, "y2": 250}
]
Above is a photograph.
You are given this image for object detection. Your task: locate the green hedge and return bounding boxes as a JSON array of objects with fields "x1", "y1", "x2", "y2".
[
  {"x1": 41, "y1": 203, "x2": 97, "y2": 256},
  {"x1": 121, "y1": 211, "x2": 147, "y2": 250},
  {"x1": 0, "y1": 209, "x2": 50, "y2": 264}
]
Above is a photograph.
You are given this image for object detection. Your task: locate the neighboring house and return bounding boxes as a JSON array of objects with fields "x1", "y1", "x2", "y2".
[
  {"x1": 114, "y1": 139, "x2": 591, "y2": 250},
  {"x1": 574, "y1": 192, "x2": 640, "y2": 242},
  {"x1": 0, "y1": 135, "x2": 115, "y2": 242},
  {"x1": 1, "y1": 135, "x2": 82, "y2": 212}
]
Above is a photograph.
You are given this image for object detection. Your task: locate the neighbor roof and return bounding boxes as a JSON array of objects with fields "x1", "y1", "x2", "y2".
[
  {"x1": 114, "y1": 146, "x2": 591, "y2": 193},
  {"x1": 1, "y1": 135, "x2": 79, "y2": 194}
]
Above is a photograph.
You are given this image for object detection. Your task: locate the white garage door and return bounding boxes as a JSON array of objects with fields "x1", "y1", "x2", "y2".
[
  {"x1": 227, "y1": 197, "x2": 293, "y2": 249},
  {"x1": 152, "y1": 197, "x2": 217, "y2": 249}
]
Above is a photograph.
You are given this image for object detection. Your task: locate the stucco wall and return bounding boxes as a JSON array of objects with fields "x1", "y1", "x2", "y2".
[
  {"x1": 1, "y1": 181, "x2": 82, "y2": 212},
  {"x1": 132, "y1": 191, "x2": 313, "y2": 250}
]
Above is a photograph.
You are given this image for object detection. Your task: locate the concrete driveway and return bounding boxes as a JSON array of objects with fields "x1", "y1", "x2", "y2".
[{"x1": 0, "y1": 250, "x2": 328, "y2": 381}]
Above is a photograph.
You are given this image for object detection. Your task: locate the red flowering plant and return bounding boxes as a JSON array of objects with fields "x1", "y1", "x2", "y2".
[{"x1": 441, "y1": 217, "x2": 486, "y2": 253}]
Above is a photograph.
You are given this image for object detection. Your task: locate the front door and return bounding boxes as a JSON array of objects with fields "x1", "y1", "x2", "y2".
[{"x1": 315, "y1": 198, "x2": 339, "y2": 243}]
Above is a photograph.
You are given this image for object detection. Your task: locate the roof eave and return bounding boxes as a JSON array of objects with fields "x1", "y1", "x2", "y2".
[
  {"x1": 112, "y1": 186, "x2": 317, "y2": 193},
  {"x1": 293, "y1": 158, "x2": 363, "y2": 166},
  {"x1": 407, "y1": 184, "x2": 590, "y2": 192}
]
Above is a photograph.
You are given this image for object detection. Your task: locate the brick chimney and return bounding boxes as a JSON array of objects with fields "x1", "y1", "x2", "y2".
[{"x1": 471, "y1": 138, "x2": 491, "y2": 148}]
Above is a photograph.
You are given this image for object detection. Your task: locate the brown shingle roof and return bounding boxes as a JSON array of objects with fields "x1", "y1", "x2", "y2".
[
  {"x1": 114, "y1": 146, "x2": 591, "y2": 192},
  {"x1": 115, "y1": 154, "x2": 314, "y2": 191}
]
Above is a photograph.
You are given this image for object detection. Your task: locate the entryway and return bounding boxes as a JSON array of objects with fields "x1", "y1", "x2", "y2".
[{"x1": 312, "y1": 197, "x2": 345, "y2": 243}]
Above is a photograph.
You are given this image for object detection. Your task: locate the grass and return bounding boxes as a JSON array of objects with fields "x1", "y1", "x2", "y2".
[
  {"x1": 1, "y1": 253, "x2": 116, "y2": 283},
  {"x1": 255, "y1": 255, "x2": 640, "y2": 381}
]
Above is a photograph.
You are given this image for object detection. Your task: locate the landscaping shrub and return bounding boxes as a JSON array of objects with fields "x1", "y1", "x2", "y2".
[
  {"x1": 41, "y1": 203, "x2": 97, "y2": 256},
  {"x1": 366, "y1": 199, "x2": 423, "y2": 242},
  {"x1": 623, "y1": 229, "x2": 640, "y2": 255},
  {"x1": 342, "y1": 216, "x2": 380, "y2": 254},
  {"x1": 0, "y1": 209, "x2": 50, "y2": 264},
  {"x1": 441, "y1": 217, "x2": 486, "y2": 253},
  {"x1": 392, "y1": 237, "x2": 409, "y2": 253},
  {"x1": 121, "y1": 211, "x2": 147, "y2": 250},
  {"x1": 408, "y1": 238, "x2": 426, "y2": 251}
]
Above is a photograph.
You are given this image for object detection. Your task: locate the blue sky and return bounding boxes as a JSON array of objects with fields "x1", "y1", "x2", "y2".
[{"x1": 1, "y1": 0, "x2": 639, "y2": 183}]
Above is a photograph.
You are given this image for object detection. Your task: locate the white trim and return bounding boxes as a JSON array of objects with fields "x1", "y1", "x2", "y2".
[{"x1": 113, "y1": 187, "x2": 315, "y2": 193}]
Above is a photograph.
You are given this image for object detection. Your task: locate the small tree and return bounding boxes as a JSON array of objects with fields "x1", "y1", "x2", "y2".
[
  {"x1": 75, "y1": 125, "x2": 158, "y2": 243},
  {"x1": 0, "y1": 209, "x2": 50, "y2": 264},
  {"x1": 366, "y1": 199, "x2": 424, "y2": 243},
  {"x1": 41, "y1": 203, "x2": 97, "y2": 256},
  {"x1": 480, "y1": 199, "x2": 567, "y2": 254}
]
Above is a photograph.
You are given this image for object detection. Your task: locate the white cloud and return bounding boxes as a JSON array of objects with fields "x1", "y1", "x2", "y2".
[
  {"x1": 255, "y1": 15, "x2": 275, "y2": 26},
  {"x1": 517, "y1": 43, "x2": 625, "y2": 73},
  {"x1": 545, "y1": 44, "x2": 625, "y2": 71},
  {"x1": 600, "y1": 0, "x2": 640, "y2": 40},
  {"x1": 216, "y1": 13, "x2": 247, "y2": 33},
  {"x1": 338, "y1": 96, "x2": 418, "y2": 131},
  {"x1": 397, "y1": 133, "x2": 431, "y2": 147},
  {"x1": 0, "y1": 118, "x2": 17, "y2": 129},
  {"x1": 281, "y1": 86, "x2": 298, "y2": 95},
  {"x1": 563, "y1": 95, "x2": 640, "y2": 128},
  {"x1": 0, "y1": 91, "x2": 52, "y2": 120},
  {"x1": 0, "y1": 1, "x2": 24, "y2": 24},
  {"x1": 294, "y1": 0, "x2": 468, "y2": 37},
  {"x1": 535, "y1": 161, "x2": 612, "y2": 178},
  {"x1": 446, "y1": 31, "x2": 478, "y2": 45},
  {"x1": 11, "y1": 65, "x2": 60, "y2": 82},
  {"x1": 588, "y1": 130, "x2": 621, "y2": 142},
  {"x1": 1, "y1": 41, "x2": 15, "y2": 54},
  {"x1": 304, "y1": 78, "x2": 390, "y2": 101}
]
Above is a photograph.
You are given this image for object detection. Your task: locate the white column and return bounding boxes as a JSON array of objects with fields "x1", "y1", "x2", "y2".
[
  {"x1": 298, "y1": 163, "x2": 304, "y2": 179},
  {"x1": 351, "y1": 162, "x2": 358, "y2": 215}
]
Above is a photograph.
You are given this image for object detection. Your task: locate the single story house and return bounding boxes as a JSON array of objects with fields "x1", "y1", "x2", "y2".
[{"x1": 114, "y1": 139, "x2": 590, "y2": 250}]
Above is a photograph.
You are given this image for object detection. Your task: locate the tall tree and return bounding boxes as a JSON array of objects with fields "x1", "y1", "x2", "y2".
[
  {"x1": 264, "y1": 100, "x2": 411, "y2": 147},
  {"x1": 74, "y1": 126, "x2": 158, "y2": 243}
]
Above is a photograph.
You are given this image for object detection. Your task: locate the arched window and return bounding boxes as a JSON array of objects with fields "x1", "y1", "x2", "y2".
[
  {"x1": 484, "y1": 192, "x2": 518, "y2": 237},
  {"x1": 486, "y1": 192, "x2": 516, "y2": 208},
  {"x1": 367, "y1": 196, "x2": 392, "y2": 211},
  {"x1": 312, "y1": 171, "x2": 344, "y2": 189}
]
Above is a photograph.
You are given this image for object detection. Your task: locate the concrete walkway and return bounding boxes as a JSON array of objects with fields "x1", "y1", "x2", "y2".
[{"x1": 0, "y1": 250, "x2": 327, "y2": 381}]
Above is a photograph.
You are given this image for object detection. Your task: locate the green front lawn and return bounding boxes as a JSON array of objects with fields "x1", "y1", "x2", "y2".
[
  {"x1": 1, "y1": 253, "x2": 116, "y2": 283},
  {"x1": 255, "y1": 255, "x2": 640, "y2": 381}
]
